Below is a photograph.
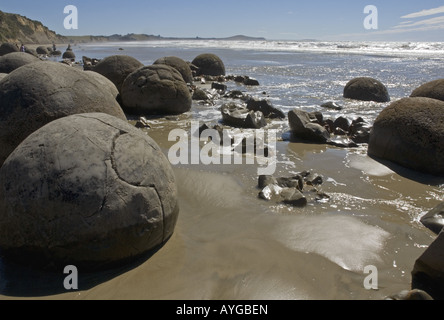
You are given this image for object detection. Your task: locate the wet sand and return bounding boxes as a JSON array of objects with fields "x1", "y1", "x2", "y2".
[{"x1": 0, "y1": 112, "x2": 439, "y2": 300}]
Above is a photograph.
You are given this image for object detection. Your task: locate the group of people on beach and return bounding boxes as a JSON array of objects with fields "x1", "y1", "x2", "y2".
[{"x1": 16, "y1": 43, "x2": 58, "y2": 53}]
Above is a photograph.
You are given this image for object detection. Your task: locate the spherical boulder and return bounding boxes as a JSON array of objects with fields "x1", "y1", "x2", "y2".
[
  {"x1": 0, "y1": 52, "x2": 39, "y2": 73},
  {"x1": 368, "y1": 97, "x2": 444, "y2": 175},
  {"x1": 0, "y1": 43, "x2": 19, "y2": 56},
  {"x1": 36, "y1": 46, "x2": 49, "y2": 55},
  {"x1": 344, "y1": 77, "x2": 390, "y2": 102},
  {"x1": 0, "y1": 61, "x2": 126, "y2": 166},
  {"x1": 192, "y1": 53, "x2": 226, "y2": 76},
  {"x1": 0, "y1": 113, "x2": 179, "y2": 270},
  {"x1": 154, "y1": 56, "x2": 194, "y2": 84},
  {"x1": 121, "y1": 64, "x2": 192, "y2": 115},
  {"x1": 62, "y1": 50, "x2": 76, "y2": 60},
  {"x1": 411, "y1": 79, "x2": 444, "y2": 102},
  {"x1": 92, "y1": 55, "x2": 144, "y2": 93}
]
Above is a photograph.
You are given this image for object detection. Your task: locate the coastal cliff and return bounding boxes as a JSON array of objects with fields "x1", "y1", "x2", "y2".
[{"x1": 0, "y1": 10, "x2": 66, "y2": 44}]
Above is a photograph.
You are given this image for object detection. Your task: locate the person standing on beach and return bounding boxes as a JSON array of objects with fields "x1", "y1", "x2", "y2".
[
  {"x1": 20, "y1": 44, "x2": 26, "y2": 52},
  {"x1": 53, "y1": 43, "x2": 57, "y2": 51}
]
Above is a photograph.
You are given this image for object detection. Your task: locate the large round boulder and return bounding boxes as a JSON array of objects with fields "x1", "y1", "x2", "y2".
[
  {"x1": 411, "y1": 79, "x2": 444, "y2": 102},
  {"x1": 0, "y1": 61, "x2": 126, "y2": 166},
  {"x1": 36, "y1": 46, "x2": 49, "y2": 55},
  {"x1": 344, "y1": 77, "x2": 390, "y2": 102},
  {"x1": 121, "y1": 64, "x2": 192, "y2": 115},
  {"x1": 192, "y1": 53, "x2": 226, "y2": 76},
  {"x1": 0, "y1": 113, "x2": 179, "y2": 270},
  {"x1": 62, "y1": 50, "x2": 76, "y2": 60},
  {"x1": 368, "y1": 97, "x2": 444, "y2": 175},
  {"x1": 0, "y1": 43, "x2": 19, "y2": 56},
  {"x1": 92, "y1": 55, "x2": 144, "y2": 93},
  {"x1": 0, "y1": 52, "x2": 39, "y2": 73},
  {"x1": 154, "y1": 56, "x2": 193, "y2": 84}
]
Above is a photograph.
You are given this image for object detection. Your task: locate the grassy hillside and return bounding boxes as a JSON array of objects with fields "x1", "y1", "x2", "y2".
[{"x1": 0, "y1": 10, "x2": 66, "y2": 44}]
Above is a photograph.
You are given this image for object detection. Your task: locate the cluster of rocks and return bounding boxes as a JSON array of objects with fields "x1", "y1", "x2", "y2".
[
  {"x1": 287, "y1": 108, "x2": 371, "y2": 148},
  {"x1": 258, "y1": 172, "x2": 329, "y2": 208},
  {"x1": 220, "y1": 98, "x2": 286, "y2": 129},
  {"x1": 0, "y1": 55, "x2": 181, "y2": 271}
]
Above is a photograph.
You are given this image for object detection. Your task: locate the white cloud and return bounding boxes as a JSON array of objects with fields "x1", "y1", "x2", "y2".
[
  {"x1": 394, "y1": 15, "x2": 444, "y2": 29},
  {"x1": 401, "y1": 5, "x2": 444, "y2": 19}
]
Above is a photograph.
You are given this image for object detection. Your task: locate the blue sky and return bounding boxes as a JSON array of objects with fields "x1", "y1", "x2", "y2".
[{"x1": 1, "y1": 0, "x2": 444, "y2": 41}]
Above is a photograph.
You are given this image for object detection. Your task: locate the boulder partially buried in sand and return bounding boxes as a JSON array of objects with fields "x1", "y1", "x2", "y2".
[
  {"x1": 344, "y1": 77, "x2": 390, "y2": 103},
  {"x1": 92, "y1": 55, "x2": 144, "y2": 93},
  {"x1": 0, "y1": 52, "x2": 39, "y2": 73},
  {"x1": 411, "y1": 79, "x2": 444, "y2": 102},
  {"x1": 0, "y1": 113, "x2": 179, "y2": 271},
  {"x1": 368, "y1": 97, "x2": 444, "y2": 175},
  {"x1": 154, "y1": 56, "x2": 194, "y2": 84},
  {"x1": 0, "y1": 61, "x2": 126, "y2": 166},
  {"x1": 121, "y1": 64, "x2": 192, "y2": 115},
  {"x1": 192, "y1": 53, "x2": 226, "y2": 76}
]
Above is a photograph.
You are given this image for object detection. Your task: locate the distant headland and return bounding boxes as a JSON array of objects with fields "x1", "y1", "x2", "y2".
[{"x1": 0, "y1": 10, "x2": 266, "y2": 45}]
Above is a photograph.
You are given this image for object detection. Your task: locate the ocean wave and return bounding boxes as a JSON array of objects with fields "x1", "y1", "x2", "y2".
[{"x1": 87, "y1": 40, "x2": 444, "y2": 58}]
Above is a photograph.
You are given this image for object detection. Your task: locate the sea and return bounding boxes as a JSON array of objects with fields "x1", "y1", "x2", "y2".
[{"x1": 1, "y1": 40, "x2": 444, "y2": 301}]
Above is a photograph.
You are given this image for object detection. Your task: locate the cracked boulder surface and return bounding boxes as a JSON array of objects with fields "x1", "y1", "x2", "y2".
[
  {"x1": 0, "y1": 113, "x2": 179, "y2": 271},
  {"x1": 0, "y1": 52, "x2": 39, "y2": 74},
  {"x1": 121, "y1": 64, "x2": 192, "y2": 116},
  {"x1": 368, "y1": 97, "x2": 444, "y2": 175},
  {"x1": 92, "y1": 55, "x2": 144, "y2": 94},
  {"x1": 154, "y1": 56, "x2": 194, "y2": 84},
  {"x1": 0, "y1": 61, "x2": 126, "y2": 167}
]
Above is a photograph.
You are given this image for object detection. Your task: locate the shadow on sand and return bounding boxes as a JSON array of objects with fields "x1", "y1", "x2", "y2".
[{"x1": 0, "y1": 245, "x2": 163, "y2": 298}]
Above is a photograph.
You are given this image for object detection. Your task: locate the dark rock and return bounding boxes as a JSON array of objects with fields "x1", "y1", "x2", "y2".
[
  {"x1": 62, "y1": 50, "x2": 76, "y2": 60},
  {"x1": 192, "y1": 87, "x2": 212, "y2": 101},
  {"x1": 344, "y1": 77, "x2": 390, "y2": 102},
  {"x1": 327, "y1": 137, "x2": 359, "y2": 148},
  {"x1": 368, "y1": 97, "x2": 444, "y2": 175},
  {"x1": 411, "y1": 79, "x2": 444, "y2": 102},
  {"x1": 154, "y1": 56, "x2": 194, "y2": 84},
  {"x1": 281, "y1": 188, "x2": 308, "y2": 207},
  {"x1": 421, "y1": 203, "x2": 444, "y2": 235},
  {"x1": 321, "y1": 101, "x2": 343, "y2": 111},
  {"x1": 221, "y1": 103, "x2": 267, "y2": 129},
  {"x1": 288, "y1": 109, "x2": 331, "y2": 143},
  {"x1": 412, "y1": 230, "x2": 444, "y2": 300},
  {"x1": 92, "y1": 55, "x2": 143, "y2": 93},
  {"x1": 258, "y1": 175, "x2": 278, "y2": 189},
  {"x1": 0, "y1": 43, "x2": 19, "y2": 56},
  {"x1": 246, "y1": 98, "x2": 286, "y2": 119},
  {"x1": 349, "y1": 118, "x2": 372, "y2": 144},
  {"x1": 135, "y1": 116, "x2": 151, "y2": 129},
  {"x1": 36, "y1": 46, "x2": 49, "y2": 55},
  {"x1": 0, "y1": 61, "x2": 126, "y2": 166},
  {"x1": 51, "y1": 50, "x2": 62, "y2": 57},
  {"x1": 0, "y1": 52, "x2": 39, "y2": 73},
  {"x1": 121, "y1": 64, "x2": 192, "y2": 116},
  {"x1": 211, "y1": 82, "x2": 227, "y2": 92},
  {"x1": 243, "y1": 76, "x2": 260, "y2": 86},
  {"x1": 333, "y1": 116, "x2": 350, "y2": 133},
  {"x1": 386, "y1": 289, "x2": 433, "y2": 300},
  {"x1": 0, "y1": 113, "x2": 179, "y2": 271},
  {"x1": 192, "y1": 53, "x2": 226, "y2": 76}
]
